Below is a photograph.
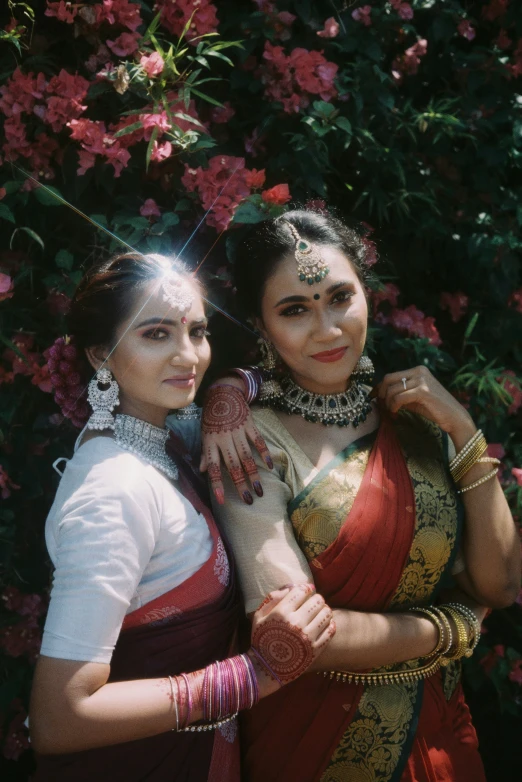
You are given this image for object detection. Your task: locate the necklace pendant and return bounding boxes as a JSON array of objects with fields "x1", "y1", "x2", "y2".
[{"x1": 264, "y1": 377, "x2": 372, "y2": 428}]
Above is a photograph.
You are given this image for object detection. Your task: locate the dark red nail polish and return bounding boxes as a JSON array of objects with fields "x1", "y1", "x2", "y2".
[
  {"x1": 253, "y1": 481, "x2": 263, "y2": 497},
  {"x1": 266, "y1": 457, "x2": 274, "y2": 469},
  {"x1": 243, "y1": 490, "x2": 253, "y2": 505}
]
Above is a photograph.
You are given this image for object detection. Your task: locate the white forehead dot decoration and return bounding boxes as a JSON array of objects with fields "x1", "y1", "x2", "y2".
[
  {"x1": 284, "y1": 221, "x2": 330, "y2": 286},
  {"x1": 161, "y1": 273, "x2": 195, "y2": 314}
]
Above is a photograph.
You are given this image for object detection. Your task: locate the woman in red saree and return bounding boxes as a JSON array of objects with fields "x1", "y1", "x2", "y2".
[
  {"x1": 208, "y1": 209, "x2": 520, "y2": 781},
  {"x1": 29, "y1": 251, "x2": 336, "y2": 782}
]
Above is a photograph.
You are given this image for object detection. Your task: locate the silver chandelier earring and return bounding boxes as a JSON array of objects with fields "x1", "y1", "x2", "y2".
[
  {"x1": 352, "y1": 355, "x2": 375, "y2": 385},
  {"x1": 86, "y1": 367, "x2": 120, "y2": 431}
]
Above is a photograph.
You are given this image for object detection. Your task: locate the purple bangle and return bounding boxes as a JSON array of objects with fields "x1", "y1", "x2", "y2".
[{"x1": 249, "y1": 646, "x2": 283, "y2": 687}]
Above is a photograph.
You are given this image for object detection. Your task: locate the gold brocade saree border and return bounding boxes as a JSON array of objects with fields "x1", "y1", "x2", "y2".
[{"x1": 289, "y1": 412, "x2": 462, "y2": 782}]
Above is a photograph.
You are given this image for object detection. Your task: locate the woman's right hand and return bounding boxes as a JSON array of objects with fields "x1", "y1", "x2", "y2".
[{"x1": 248, "y1": 584, "x2": 336, "y2": 693}]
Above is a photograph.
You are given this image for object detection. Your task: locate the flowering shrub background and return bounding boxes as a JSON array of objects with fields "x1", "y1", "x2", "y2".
[{"x1": 0, "y1": 0, "x2": 521, "y2": 777}]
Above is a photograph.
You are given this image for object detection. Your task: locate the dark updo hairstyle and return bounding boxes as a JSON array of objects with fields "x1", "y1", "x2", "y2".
[
  {"x1": 47, "y1": 252, "x2": 203, "y2": 428},
  {"x1": 68, "y1": 251, "x2": 202, "y2": 355},
  {"x1": 233, "y1": 209, "x2": 372, "y2": 318}
]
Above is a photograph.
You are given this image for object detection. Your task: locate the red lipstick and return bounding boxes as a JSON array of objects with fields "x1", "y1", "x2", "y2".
[{"x1": 310, "y1": 347, "x2": 347, "y2": 363}]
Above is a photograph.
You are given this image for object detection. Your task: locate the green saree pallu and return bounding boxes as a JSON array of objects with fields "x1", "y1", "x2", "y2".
[{"x1": 241, "y1": 411, "x2": 486, "y2": 782}]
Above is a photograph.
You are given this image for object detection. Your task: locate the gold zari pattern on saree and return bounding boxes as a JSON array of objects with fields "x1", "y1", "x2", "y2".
[
  {"x1": 289, "y1": 444, "x2": 372, "y2": 560},
  {"x1": 301, "y1": 412, "x2": 460, "y2": 782}
]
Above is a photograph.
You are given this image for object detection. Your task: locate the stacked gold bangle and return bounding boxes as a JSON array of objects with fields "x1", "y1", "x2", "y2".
[
  {"x1": 321, "y1": 603, "x2": 480, "y2": 686},
  {"x1": 449, "y1": 429, "x2": 502, "y2": 493}
]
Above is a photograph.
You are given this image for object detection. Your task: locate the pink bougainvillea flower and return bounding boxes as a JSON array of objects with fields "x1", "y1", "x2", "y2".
[
  {"x1": 140, "y1": 198, "x2": 161, "y2": 219},
  {"x1": 351, "y1": 5, "x2": 372, "y2": 27},
  {"x1": 482, "y1": 0, "x2": 509, "y2": 22},
  {"x1": 371, "y1": 282, "x2": 400, "y2": 310},
  {"x1": 95, "y1": 0, "x2": 143, "y2": 32},
  {"x1": 182, "y1": 155, "x2": 253, "y2": 231},
  {"x1": 45, "y1": 1, "x2": 77, "y2": 23},
  {"x1": 508, "y1": 287, "x2": 522, "y2": 312},
  {"x1": 512, "y1": 468, "x2": 522, "y2": 487},
  {"x1": 259, "y1": 42, "x2": 338, "y2": 113},
  {"x1": 0, "y1": 465, "x2": 20, "y2": 499},
  {"x1": 391, "y1": 0, "x2": 414, "y2": 20},
  {"x1": 140, "y1": 52, "x2": 164, "y2": 77},
  {"x1": 392, "y1": 39, "x2": 428, "y2": 81},
  {"x1": 106, "y1": 31, "x2": 140, "y2": 57},
  {"x1": 261, "y1": 183, "x2": 291, "y2": 205},
  {"x1": 150, "y1": 139, "x2": 173, "y2": 162},
  {"x1": 317, "y1": 17, "x2": 340, "y2": 39},
  {"x1": 0, "y1": 187, "x2": 6, "y2": 200},
  {"x1": 155, "y1": 0, "x2": 219, "y2": 42},
  {"x1": 0, "y1": 273, "x2": 14, "y2": 302},
  {"x1": 210, "y1": 101, "x2": 235, "y2": 124},
  {"x1": 244, "y1": 168, "x2": 266, "y2": 189},
  {"x1": 379, "y1": 305, "x2": 442, "y2": 346},
  {"x1": 362, "y1": 236, "x2": 378, "y2": 267},
  {"x1": 487, "y1": 443, "x2": 506, "y2": 460},
  {"x1": 304, "y1": 198, "x2": 327, "y2": 212},
  {"x1": 458, "y1": 20, "x2": 476, "y2": 41},
  {"x1": 439, "y1": 292, "x2": 469, "y2": 322}
]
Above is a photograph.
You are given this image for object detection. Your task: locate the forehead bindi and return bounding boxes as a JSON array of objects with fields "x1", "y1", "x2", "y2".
[{"x1": 265, "y1": 247, "x2": 360, "y2": 301}]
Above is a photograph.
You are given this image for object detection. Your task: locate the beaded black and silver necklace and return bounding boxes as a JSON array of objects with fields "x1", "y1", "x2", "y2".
[{"x1": 264, "y1": 376, "x2": 373, "y2": 427}]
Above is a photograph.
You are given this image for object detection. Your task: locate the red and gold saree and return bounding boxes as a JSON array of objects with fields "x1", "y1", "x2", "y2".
[{"x1": 240, "y1": 410, "x2": 486, "y2": 782}]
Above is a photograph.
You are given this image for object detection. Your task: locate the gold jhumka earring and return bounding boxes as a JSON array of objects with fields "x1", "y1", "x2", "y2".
[{"x1": 258, "y1": 338, "x2": 283, "y2": 402}]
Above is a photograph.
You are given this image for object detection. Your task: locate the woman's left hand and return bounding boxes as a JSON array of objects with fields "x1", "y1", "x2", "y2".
[
  {"x1": 200, "y1": 382, "x2": 274, "y2": 506},
  {"x1": 375, "y1": 366, "x2": 476, "y2": 442}
]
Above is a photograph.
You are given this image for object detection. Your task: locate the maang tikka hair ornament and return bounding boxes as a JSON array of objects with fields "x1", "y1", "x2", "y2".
[
  {"x1": 161, "y1": 272, "x2": 194, "y2": 315},
  {"x1": 87, "y1": 367, "x2": 120, "y2": 431},
  {"x1": 284, "y1": 222, "x2": 330, "y2": 285}
]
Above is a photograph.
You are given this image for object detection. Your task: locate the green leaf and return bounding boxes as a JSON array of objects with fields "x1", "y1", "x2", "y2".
[
  {"x1": 187, "y1": 87, "x2": 223, "y2": 107},
  {"x1": 0, "y1": 204, "x2": 15, "y2": 224},
  {"x1": 232, "y1": 200, "x2": 266, "y2": 225},
  {"x1": 33, "y1": 184, "x2": 64, "y2": 207},
  {"x1": 145, "y1": 125, "x2": 159, "y2": 171},
  {"x1": 464, "y1": 312, "x2": 479, "y2": 340},
  {"x1": 10, "y1": 226, "x2": 44, "y2": 251},
  {"x1": 113, "y1": 121, "x2": 143, "y2": 138},
  {"x1": 55, "y1": 250, "x2": 74, "y2": 271},
  {"x1": 335, "y1": 117, "x2": 353, "y2": 134}
]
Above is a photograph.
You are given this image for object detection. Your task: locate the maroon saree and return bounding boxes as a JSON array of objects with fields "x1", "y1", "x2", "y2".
[
  {"x1": 34, "y1": 473, "x2": 240, "y2": 782},
  {"x1": 241, "y1": 412, "x2": 486, "y2": 782}
]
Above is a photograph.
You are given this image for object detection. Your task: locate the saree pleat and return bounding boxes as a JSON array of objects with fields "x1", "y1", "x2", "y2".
[{"x1": 242, "y1": 411, "x2": 485, "y2": 782}]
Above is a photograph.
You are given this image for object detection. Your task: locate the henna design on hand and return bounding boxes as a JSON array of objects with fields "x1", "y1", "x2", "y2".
[
  {"x1": 202, "y1": 385, "x2": 249, "y2": 435},
  {"x1": 208, "y1": 464, "x2": 221, "y2": 482},
  {"x1": 251, "y1": 619, "x2": 314, "y2": 685}
]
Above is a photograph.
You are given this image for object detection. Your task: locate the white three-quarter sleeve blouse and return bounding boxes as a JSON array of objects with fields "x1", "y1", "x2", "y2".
[{"x1": 40, "y1": 436, "x2": 212, "y2": 664}]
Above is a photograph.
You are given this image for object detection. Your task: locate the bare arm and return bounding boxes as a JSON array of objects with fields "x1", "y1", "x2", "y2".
[
  {"x1": 30, "y1": 586, "x2": 335, "y2": 754},
  {"x1": 378, "y1": 366, "x2": 520, "y2": 609}
]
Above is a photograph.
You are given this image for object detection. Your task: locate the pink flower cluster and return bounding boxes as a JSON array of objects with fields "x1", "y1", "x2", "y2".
[
  {"x1": 46, "y1": 336, "x2": 90, "y2": 428},
  {"x1": 0, "y1": 466, "x2": 20, "y2": 499},
  {"x1": 351, "y1": 6, "x2": 372, "y2": 27},
  {"x1": 458, "y1": 20, "x2": 476, "y2": 41},
  {"x1": 0, "y1": 67, "x2": 89, "y2": 176},
  {"x1": 0, "y1": 272, "x2": 14, "y2": 302},
  {"x1": 391, "y1": 39, "x2": 428, "y2": 82},
  {"x1": 512, "y1": 467, "x2": 522, "y2": 487},
  {"x1": 46, "y1": 0, "x2": 142, "y2": 32},
  {"x1": 68, "y1": 118, "x2": 131, "y2": 177},
  {"x1": 317, "y1": 17, "x2": 340, "y2": 39},
  {"x1": 182, "y1": 155, "x2": 264, "y2": 231},
  {"x1": 253, "y1": 1, "x2": 296, "y2": 42},
  {"x1": 371, "y1": 282, "x2": 400, "y2": 311},
  {"x1": 259, "y1": 42, "x2": 338, "y2": 114},
  {"x1": 0, "y1": 587, "x2": 45, "y2": 664},
  {"x1": 154, "y1": 0, "x2": 218, "y2": 42},
  {"x1": 390, "y1": 0, "x2": 414, "y2": 21},
  {"x1": 2, "y1": 333, "x2": 53, "y2": 393},
  {"x1": 376, "y1": 305, "x2": 442, "y2": 346},
  {"x1": 439, "y1": 292, "x2": 469, "y2": 322},
  {"x1": 261, "y1": 184, "x2": 291, "y2": 205}
]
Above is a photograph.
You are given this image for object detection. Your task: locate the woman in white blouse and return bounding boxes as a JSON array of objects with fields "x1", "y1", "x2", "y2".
[{"x1": 29, "y1": 251, "x2": 335, "y2": 782}]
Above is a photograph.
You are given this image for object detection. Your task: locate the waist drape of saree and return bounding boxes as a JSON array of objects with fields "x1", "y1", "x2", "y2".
[
  {"x1": 34, "y1": 473, "x2": 240, "y2": 782},
  {"x1": 242, "y1": 411, "x2": 486, "y2": 782}
]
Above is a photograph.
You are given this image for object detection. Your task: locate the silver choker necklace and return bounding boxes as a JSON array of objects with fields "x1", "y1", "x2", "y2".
[
  {"x1": 114, "y1": 414, "x2": 178, "y2": 480},
  {"x1": 265, "y1": 376, "x2": 372, "y2": 427}
]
